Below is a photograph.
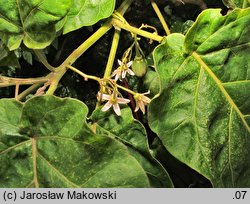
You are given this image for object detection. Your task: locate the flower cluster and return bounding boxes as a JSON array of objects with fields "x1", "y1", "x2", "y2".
[
  {"x1": 98, "y1": 90, "x2": 151, "y2": 116},
  {"x1": 111, "y1": 60, "x2": 134, "y2": 81},
  {"x1": 97, "y1": 58, "x2": 151, "y2": 116}
]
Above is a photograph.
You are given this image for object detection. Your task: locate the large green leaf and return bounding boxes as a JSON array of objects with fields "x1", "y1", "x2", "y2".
[
  {"x1": 91, "y1": 106, "x2": 173, "y2": 188},
  {"x1": 63, "y1": 0, "x2": 115, "y2": 34},
  {"x1": 149, "y1": 8, "x2": 250, "y2": 187},
  {"x1": 0, "y1": 0, "x2": 72, "y2": 50},
  {"x1": 0, "y1": 96, "x2": 150, "y2": 187}
]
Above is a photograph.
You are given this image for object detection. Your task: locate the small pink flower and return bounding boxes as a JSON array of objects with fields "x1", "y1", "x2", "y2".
[
  {"x1": 111, "y1": 59, "x2": 134, "y2": 81},
  {"x1": 98, "y1": 92, "x2": 130, "y2": 116},
  {"x1": 134, "y1": 91, "x2": 151, "y2": 114}
]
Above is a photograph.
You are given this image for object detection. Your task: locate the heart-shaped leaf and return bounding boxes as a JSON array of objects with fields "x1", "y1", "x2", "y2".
[
  {"x1": 63, "y1": 0, "x2": 115, "y2": 34},
  {"x1": 0, "y1": 96, "x2": 150, "y2": 187},
  {"x1": 0, "y1": 0, "x2": 72, "y2": 50},
  {"x1": 91, "y1": 106, "x2": 173, "y2": 188},
  {"x1": 149, "y1": 8, "x2": 250, "y2": 187}
]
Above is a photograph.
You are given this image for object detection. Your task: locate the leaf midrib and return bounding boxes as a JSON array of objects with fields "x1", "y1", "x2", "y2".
[
  {"x1": 192, "y1": 68, "x2": 213, "y2": 178},
  {"x1": 192, "y1": 52, "x2": 250, "y2": 133},
  {"x1": 228, "y1": 106, "x2": 235, "y2": 187}
]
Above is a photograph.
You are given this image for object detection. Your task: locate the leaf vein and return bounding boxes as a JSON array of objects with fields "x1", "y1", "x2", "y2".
[
  {"x1": 37, "y1": 153, "x2": 80, "y2": 188},
  {"x1": 228, "y1": 106, "x2": 235, "y2": 187},
  {"x1": 192, "y1": 52, "x2": 250, "y2": 133}
]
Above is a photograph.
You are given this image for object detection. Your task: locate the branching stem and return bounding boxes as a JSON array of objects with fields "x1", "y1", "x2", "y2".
[
  {"x1": 150, "y1": 0, "x2": 171, "y2": 35},
  {"x1": 0, "y1": 75, "x2": 49, "y2": 87},
  {"x1": 67, "y1": 65, "x2": 101, "y2": 81},
  {"x1": 112, "y1": 19, "x2": 164, "y2": 42},
  {"x1": 17, "y1": 83, "x2": 44, "y2": 101}
]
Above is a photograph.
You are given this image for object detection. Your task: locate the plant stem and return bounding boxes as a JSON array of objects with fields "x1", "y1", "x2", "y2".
[
  {"x1": 0, "y1": 75, "x2": 49, "y2": 87},
  {"x1": 17, "y1": 83, "x2": 43, "y2": 101},
  {"x1": 117, "y1": 0, "x2": 134, "y2": 15},
  {"x1": 150, "y1": 0, "x2": 171, "y2": 35},
  {"x1": 46, "y1": 69, "x2": 67, "y2": 95},
  {"x1": 33, "y1": 49, "x2": 56, "y2": 71},
  {"x1": 15, "y1": 83, "x2": 19, "y2": 100},
  {"x1": 66, "y1": 65, "x2": 138, "y2": 97},
  {"x1": 104, "y1": 28, "x2": 121, "y2": 79},
  {"x1": 123, "y1": 78, "x2": 139, "y2": 119},
  {"x1": 112, "y1": 19, "x2": 164, "y2": 42},
  {"x1": 46, "y1": 20, "x2": 113, "y2": 95},
  {"x1": 62, "y1": 20, "x2": 113, "y2": 66},
  {"x1": 62, "y1": 0, "x2": 133, "y2": 68},
  {"x1": 67, "y1": 65, "x2": 101, "y2": 82},
  {"x1": 45, "y1": 0, "x2": 134, "y2": 95},
  {"x1": 117, "y1": 84, "x2": 135, "y2": 95},
  {"x1": 192, "y1": 52, "x2": 250, "y2": 133}
]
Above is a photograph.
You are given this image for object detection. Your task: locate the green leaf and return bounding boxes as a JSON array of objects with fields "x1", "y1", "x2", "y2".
[
  {"x1": 91, "y1": 106, "x2": 173, "y2": 188},
  {"x1": 22, "y1": 50, "x2": 33, "y2": 65},
  {"x1": 0, "y1": 96, "x2": 150, "y2": 187},
  {"x1": 0, "y1": 41, "x2": 20, "y2": 68},
  {"x1": 0, "y1": 0, "x2": 72, "y2": 50},
  {"x1": 222, "y1": 0, "x2": 250, "y2": 8},
  {"x1": 143, "y1": 69, "x2": 160, "y2": 98},
  {"x1": 63, "y1": 0, "x2": 115, "y2": 34},
  {"x1": 149, "y1": 8, "x2": 250, "y2": 187}
]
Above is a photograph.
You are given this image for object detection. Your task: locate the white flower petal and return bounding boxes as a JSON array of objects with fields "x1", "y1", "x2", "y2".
[
  {"x1": 122, "y1": 70, "x2": 126, "y2": 78},
  {"x1": 134, "y1": 102, "x2": 140, "y2": 112},
  {"x1": 101, "y1": 93, "x2": 111, "y2": 101},
  {"x1": 113, "y1": 103, "x2": 121, "y2": 116},
  {"x1": 127, "y1": 69, "x2": 135, "y2": 76},
  {"x1": 126, "y1": 61, "x2": 133, "y2": 67},
  {"x1": 117, "y1": 97, "x2": 130, "y2": 104},
  {"x1": 138, "y1": 100, "x2": 145, "y2": 114},
  {"x1": 118, "y1": 59, "x2": 122, "y2": 66},
  {"x1": 142, "y1": 95, "x2": 151, "y2": 103},
  {"x1": 111, "y1": 69, "x2": 118, "y2": 77},
  {"x1": 102, "y1": 101, "x2": 113, "y2": 112},
  {"x1": 115, "y1": 74, "x2": 120, "y2": 81}
]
